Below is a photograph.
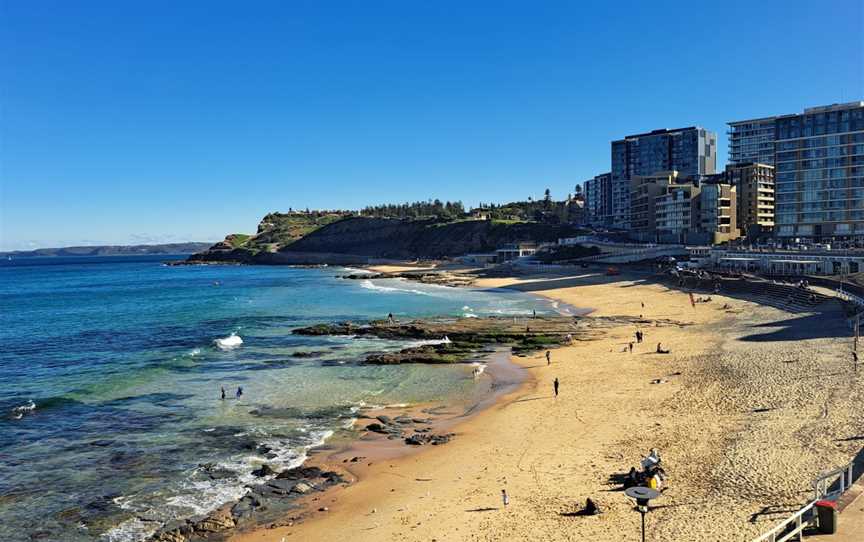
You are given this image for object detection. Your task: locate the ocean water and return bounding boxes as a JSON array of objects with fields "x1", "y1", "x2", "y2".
[{"x1": 0, "y1": 256, "x2": 552, "y2": 542}]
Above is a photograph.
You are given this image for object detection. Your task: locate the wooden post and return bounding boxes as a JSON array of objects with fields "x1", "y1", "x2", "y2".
[{"x1": 856, "y1": 314, "x2": 860, "y2": 353}]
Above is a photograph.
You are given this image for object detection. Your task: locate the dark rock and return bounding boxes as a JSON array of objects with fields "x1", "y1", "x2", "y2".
[
  {"x1": 231, "y1": 496, "x2": 262, "y2": 519},
  {"x1": 199, "y1": 463, "x2": 236, "y2": 480},
  {"x1": 290, "y1": 351, "x2": 327, "y2": 358},
  {"x1": 405, "y1": 433, "x2": 454, "y2": 446},
  {"x1": 375, "y1": 415, "x2": 392, "y2": 424},
  {"x1": 265, "y1": 478, "x2": 297, "y2": 495},
  {"x1": 365, "y1": 422, "x2": 386, "y2": 433},
  {"x1": 276, "y1": 466, "x2": 324, "y2": 480},
  {"x1": 251, "y1": 464, "x2": 277, "y2": 477}
]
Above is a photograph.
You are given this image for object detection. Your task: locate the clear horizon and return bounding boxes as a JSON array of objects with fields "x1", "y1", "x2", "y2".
[{"x1": 1, "y1": 0, "x2": 862, "y2": 250}]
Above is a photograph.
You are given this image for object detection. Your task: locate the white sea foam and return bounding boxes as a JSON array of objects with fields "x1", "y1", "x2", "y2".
[
  {"x1": 11, "y1": 400, "x2": 36, "y2": 419},
  {"x1": 13, "y1": 400, "x2": 36, "y2": 412},
  {"x1": 341, "y1": 267, "x2": 376, "y2": 274},
  {"x1": 103, "y1": 428, "x2": 335, "y2": 542},
  {"x1": 359, "y1": 279, "x2": 431, "y2": 296},
  {"x1": 462, "y1": 312, "x2": 479, "y2": 318},
  {"x1": 405, "y1": 336, "x2": 452, "y2": 347},
  {"x1": 214, "y1": 333, "x2": 243, "y2": 350}
]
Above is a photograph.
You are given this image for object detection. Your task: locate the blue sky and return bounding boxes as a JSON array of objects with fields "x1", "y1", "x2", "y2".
[{"x1": 1, "y1": 0, "x2": 862, "y2": 250}]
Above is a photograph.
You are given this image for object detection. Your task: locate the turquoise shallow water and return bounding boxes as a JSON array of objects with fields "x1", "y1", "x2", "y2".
[{"x1": 0, "y1": 256, "x2": 553, "y2": 542}]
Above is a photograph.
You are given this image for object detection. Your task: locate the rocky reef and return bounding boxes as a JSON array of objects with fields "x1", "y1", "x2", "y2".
[
  {"x1": 149, "y1": 465, "x2": 343, "y2": 542},
  {"x1": 292, "y1": 315, "x2": 625, "y2": 364}
]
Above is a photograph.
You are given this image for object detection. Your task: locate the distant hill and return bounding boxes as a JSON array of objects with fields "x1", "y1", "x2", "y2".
[{"x1": 2, "y1": 242, "x2": 214, "y2": 258}]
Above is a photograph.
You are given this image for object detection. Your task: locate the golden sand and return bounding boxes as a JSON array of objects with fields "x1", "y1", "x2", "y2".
[{"x1": 232, "y1": 270, "x2": 863, "y2": 541}]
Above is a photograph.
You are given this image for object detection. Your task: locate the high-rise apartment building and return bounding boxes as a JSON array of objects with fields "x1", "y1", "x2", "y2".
[
  {"x1": 611, "y1": 127, "x2": 717, "y2": 229},
  {"x1": 698, "y1": 182, "x2": 738, "y2": 244},
  {"x1": 584, "y1": 172, "x2": 612, "y2": 226},
  {"x1": 728, "y1": 117, "x2": 777, "y2": 165},
  {"x1": 774, "y1": 102, "x2": 864, "y2": 238},
  {"x1": 629, "y1": 171, "x2": 681, "y2": 235},
  {"x1": 655, "y1": 184, "x2": 700, "y2": 237},
  {"x1": 725, "y1": 162, "x2": 775, "y2": 236}
]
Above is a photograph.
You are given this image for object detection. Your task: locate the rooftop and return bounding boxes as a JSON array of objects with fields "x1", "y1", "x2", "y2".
[{"x1": 614, "y1": 126, "x2": 702, "y2": 141}]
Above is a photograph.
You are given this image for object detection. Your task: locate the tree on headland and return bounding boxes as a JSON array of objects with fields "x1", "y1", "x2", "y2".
[{"x1": 360, "y1": 200, "x2": 465, "y2": 220}]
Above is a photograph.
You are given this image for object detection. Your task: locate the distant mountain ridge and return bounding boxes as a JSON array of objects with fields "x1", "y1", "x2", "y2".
[{"x1": 2, "y1": 242, "x2": 214, "y2": 258}]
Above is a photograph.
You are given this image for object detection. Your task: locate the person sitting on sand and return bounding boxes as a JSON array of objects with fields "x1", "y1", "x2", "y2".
[
  {"x1": 624, "y1": 467, "x2": 640, "y2": 489},
  {"x1": 656, "y1": 343, "x2": 670, "y2": 354}
]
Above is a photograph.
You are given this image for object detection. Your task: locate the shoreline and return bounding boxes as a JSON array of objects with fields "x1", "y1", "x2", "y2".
[
  {"x1": 225, "y1": 346, "x2": 535, "y2": 542},
  {"x1": 226, "y1": 265, "x2": 864, "y2": 541}
]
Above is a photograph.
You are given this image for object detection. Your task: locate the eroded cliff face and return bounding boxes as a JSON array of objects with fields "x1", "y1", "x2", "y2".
[
  {"x1": 188, "y1": 215, "x2": 582, "y2": 264},
  {"x1": 284, "y1": 217, "x2": 577, "y2": 258}
]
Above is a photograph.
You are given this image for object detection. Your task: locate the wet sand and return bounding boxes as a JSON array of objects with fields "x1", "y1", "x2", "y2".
[{"x1": 232, "y1": 270, "x2": 864, "y2": 541}]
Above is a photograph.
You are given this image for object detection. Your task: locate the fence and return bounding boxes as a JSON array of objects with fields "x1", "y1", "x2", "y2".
[{"x1": 752, "y1": 460, "x2": 857, "y2": 542}]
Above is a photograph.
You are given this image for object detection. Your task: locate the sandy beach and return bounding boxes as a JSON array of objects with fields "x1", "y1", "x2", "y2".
[{"x1": 232, "y1": 269, "x2": 864, "y2": 542}]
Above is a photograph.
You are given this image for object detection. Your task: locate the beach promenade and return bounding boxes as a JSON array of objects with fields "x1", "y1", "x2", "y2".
[{"x1": 233, "y1": 270, "x2": 864, "y2": 542}]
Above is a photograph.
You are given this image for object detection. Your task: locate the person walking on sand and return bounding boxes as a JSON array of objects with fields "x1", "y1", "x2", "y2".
[
  {"x1": 501, "y1": 489, "x2": 509, "y2": 507},
  {"x1": 628, "y1": 342, "x2": 633, "y2": 353},
  {"x1": 546, "y1": 350, "x2": 551, "y2": 366},
  {"x1": 221, "y1": 387, "x2": 226, "y2": 400},
  {"x1": 553, "y1": 378, "x2": 559, "y2": 397}
]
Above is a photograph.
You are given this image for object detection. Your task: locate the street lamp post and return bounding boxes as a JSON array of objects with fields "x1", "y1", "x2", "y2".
[{"x1": 625, "y1": 486, "x2": 660, "y2": 542}]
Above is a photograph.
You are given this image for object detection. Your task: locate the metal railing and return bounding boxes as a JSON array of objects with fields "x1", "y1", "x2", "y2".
[
  {"x1": 752, "y1": 501, "x2": 816, "y2": 542},
  {"x1": 753, "y1": 460, "x2": 857, "y2": 542},
  {"x1": 812, "y1": 463, "x2": 855, "y2": 502}
]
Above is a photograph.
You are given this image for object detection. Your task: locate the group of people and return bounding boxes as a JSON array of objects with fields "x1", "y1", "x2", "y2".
[
  {"x1": 624, "y1": 448, "x2": 667, "y2": 491},
  {"x1": 220, "y1": 386, "x2": 243, "y2": 400}
]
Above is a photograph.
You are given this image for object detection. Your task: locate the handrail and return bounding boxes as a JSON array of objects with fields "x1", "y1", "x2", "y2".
[
  {"x1": 752, "y1": 501, "x2": 816, "y2": 542},
  {"x1": 753, "y1": 459, "x2": 856, "y2": 542},
  {"x1": 813, "y1": 463, "x2": 855, "y2": 501}
]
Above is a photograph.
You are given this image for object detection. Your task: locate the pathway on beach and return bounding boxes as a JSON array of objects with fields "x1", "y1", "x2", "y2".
[{"x1": 232, "y1": 271, "x2": 864, "y2": 542}]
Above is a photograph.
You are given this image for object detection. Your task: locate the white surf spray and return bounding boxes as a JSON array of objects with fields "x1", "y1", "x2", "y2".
[
  {"x1": 11, "y1": 400, "x2": 36, "y2": 419},
  {"x1": 214, "y1": 333, "x2": 243, "y2": 350},
  {"x1": 359, "y1": 279, "x2": 432, "y2": 296}
]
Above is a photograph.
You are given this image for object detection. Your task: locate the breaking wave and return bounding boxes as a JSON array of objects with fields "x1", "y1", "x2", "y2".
[{"x1": 214, "y1": 333, "x2": 243, "y2": 350}]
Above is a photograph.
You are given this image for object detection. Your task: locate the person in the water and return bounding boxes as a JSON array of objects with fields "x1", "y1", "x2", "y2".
[
  {"x1": 221, "y1": 387, "x2": 226, "y2": 400},
  {"x1": 236, "y1": 386, "x2": 243, "y2": 398}
]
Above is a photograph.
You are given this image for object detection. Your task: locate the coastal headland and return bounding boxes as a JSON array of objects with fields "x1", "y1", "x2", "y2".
[{"x1": 204, "y1": 266, "x2": 864, "y2": 542}]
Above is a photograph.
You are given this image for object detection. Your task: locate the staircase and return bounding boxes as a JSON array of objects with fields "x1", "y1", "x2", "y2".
[{"x1": 668, "y1": 274, "x2": 832, "y2": 313}]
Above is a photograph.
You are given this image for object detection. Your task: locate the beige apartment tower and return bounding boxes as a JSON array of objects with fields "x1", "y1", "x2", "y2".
[{"x1": 725, "y1": 162, "x2": 775, "y2": 236}]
